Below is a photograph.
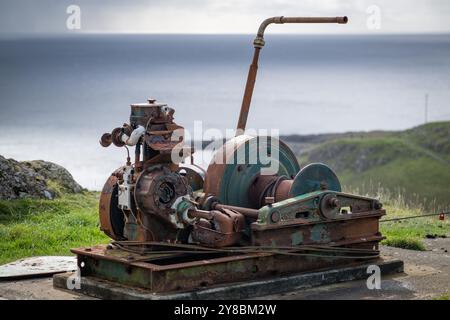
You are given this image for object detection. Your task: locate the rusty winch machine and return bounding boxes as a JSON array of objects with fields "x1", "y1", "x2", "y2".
[{"x1": 73, "y1": 16, "x2": 386, "y2": 293}]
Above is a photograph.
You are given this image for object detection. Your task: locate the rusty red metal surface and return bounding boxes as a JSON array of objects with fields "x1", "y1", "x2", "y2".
[
  {"x1": 99, "y1": 173, "x2": 124, "y2": 240},
  {"x1": 72, "y1": 243, "x2": 379, "y2": 293},
  {"x1": 191, "y1": 208, "x2": 246, "y2": 247}
]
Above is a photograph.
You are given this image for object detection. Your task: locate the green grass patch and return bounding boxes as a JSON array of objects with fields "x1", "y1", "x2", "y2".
[
  {"x1": 379, "y1": 203, "x2": 450, "y2": 251},
  {"x1": 382, "y1": 237, "x2": 426, "y2": 251},
  {"x1": 405, "y1": 121, "x2": 450, "y2": 158},
  {"x1": 0, "y1": 192, "x2": 109, "y2": 265},
  {"x1": 433, "y1": 294, "x2": 450, "y2": 300}
]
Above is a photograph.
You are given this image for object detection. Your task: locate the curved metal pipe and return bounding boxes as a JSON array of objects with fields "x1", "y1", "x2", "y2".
[
  {"x1": 236, "y1": 16, "x2": 348, "y2": 134},
  {"x1": 121, "y1": 125, "x2": 146, "y2": 146},
  {"x1": 256, "y1": 16, "x2": 348, "y2": 45}
]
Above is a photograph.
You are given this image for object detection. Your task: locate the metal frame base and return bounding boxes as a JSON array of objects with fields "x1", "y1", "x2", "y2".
[
  {"x1": 53, "y1": 257, "x2": 403, "y2": 300},
  {"x1": 68, "y1": 244, "x2": 386, "y2": 294}
]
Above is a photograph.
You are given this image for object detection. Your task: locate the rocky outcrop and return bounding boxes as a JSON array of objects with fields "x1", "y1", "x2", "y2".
[{"x1": 0, "y1": 155, "x2": 82, "y2": 200}]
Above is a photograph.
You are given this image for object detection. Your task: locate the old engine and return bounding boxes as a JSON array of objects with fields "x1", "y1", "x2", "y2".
[
  {"x1": 99, "y1": 97, "x2": 384, "y2": 250},
  {"x1": 69, "y1": 15, "x2": 389, "y2": 293},
  {"x1": 98, "y1": 16, "x2": 384, "y2": 251}
]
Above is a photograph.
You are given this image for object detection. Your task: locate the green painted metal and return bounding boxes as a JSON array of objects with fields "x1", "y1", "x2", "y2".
[
  {"x1": 290, "y1": 231, "x2": 304, "y2": 245},
  {"x1": 257, "y1": 190, "x2": 324, "y2": 225},
  {"x1": 310, "y1": 224, "x2": 329, "y2": 243},
  {"x1": 76, "y1": 245, "x2": 363, "y2": 293},
  {"x1": 217, "y1": 136, "x2": 300, "y2": 207},
  {"x1": 252, "y1": 190, "x2": 385, "y2": 247},
  {"x1": 289, "y1": 163, "x2": 341, "y2": 196}
]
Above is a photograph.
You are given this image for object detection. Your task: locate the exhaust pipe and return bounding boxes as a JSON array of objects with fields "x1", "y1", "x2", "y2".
[{"x1": 235, "y1": 16, "x2": 348, "y2": 135}]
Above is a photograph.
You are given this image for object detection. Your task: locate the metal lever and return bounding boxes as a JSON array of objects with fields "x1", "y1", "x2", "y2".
[{"x1": 235, "y1": 16, "x2": 348, "y2": 135}]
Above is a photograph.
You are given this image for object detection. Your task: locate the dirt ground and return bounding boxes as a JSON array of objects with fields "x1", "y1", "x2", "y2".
[{"x1": 0, "y1": 238, "x2": 449, "y2": 300}]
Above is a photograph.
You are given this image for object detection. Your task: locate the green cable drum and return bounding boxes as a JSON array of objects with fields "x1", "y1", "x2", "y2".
[
  {"x1": 203, "y1": 135, "x2": 300, "y2": 208},
  {"x1": 289, "y1": 163, "x2": 341, "y2": 197}
]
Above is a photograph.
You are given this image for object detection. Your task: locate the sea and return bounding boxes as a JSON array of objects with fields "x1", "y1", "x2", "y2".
[{"x1": 1, "y1": 34, "x2": 449, "y2": 190}]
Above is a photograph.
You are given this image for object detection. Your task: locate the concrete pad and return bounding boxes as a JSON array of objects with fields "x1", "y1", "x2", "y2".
[
  {"x1": 0, "y1": 256, "x2": 77, "y2": 280},
  {"x1": 0, "y1": 277, "x2": 95, "y2": 300}
]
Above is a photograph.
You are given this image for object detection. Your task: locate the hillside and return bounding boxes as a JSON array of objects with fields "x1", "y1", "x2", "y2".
[{"x1": 281, "y1": 121, "x2": 450, "y2": 211}]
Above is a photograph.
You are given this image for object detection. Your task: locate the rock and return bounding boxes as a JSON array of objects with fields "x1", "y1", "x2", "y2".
[
  {"x1": 0, "y1": 155, "x2": 83, "y2": 200},
  {"x1": 19, "y1": 192, "x2": 30, "y2": 199},
  {"x1": 43, "y1": 190, "x2": 53, "y2": 200},
  {"x1": 21, "y1": 160, "x2": 82, "y2": 194}
]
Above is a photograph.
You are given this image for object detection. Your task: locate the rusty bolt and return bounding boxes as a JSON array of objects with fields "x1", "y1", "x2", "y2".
[{"x1": 328, "y1": 197, "x2": 340, "y2": 208}]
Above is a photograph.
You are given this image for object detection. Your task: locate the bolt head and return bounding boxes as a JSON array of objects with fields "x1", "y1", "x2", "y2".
[
  {"x1": 270, "y1": 211, "x2": 281, "y2": 223},
  {"x1": 328, "y1": 197, "x2": 340, "y2": 208}
]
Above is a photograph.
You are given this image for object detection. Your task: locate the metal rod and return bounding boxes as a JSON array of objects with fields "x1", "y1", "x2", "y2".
[
  {"x1": 134, "y1": 142, "x2": 141, "y2": 169},
  {"x1": 236, "y1": 16, "x2": 348, "y2": 135},
  {"x1": 214, "y1": 203, "x2": 260, "y2": 219},
  {"x1": 111, "y1": 240, "x2": 379, "y2": 259},
  {"x1": 187, "y1": 208, "x2": 213, "y2": 220},
  {"x1": 186, "y1": 204, "x2": 260, "y2": 221},
  {"x1": 380, "y1": 211, "x2": 449, "y2": 223}
]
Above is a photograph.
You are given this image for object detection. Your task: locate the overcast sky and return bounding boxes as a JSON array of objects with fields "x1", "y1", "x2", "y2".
[{"x1": 1, "y1": 0, "x2": 450, "y2": 36}]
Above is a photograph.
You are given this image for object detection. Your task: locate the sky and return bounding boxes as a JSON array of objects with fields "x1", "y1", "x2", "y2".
[{"x1": 1, "y1": 0, "x2": 450, "y2": 36}]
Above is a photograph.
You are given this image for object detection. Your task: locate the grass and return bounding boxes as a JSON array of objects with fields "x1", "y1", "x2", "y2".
[
  {"x1": 433, "y1": 294, "x2": 450, "y2": 300},
  {"x1": 405, "y1": 121, "x2": 450, "y2": 158},
  {"x1": 356, "y1": 188, "x2": 450, "y2": 251},
  {"x1": 0, "y1": 192, "x2": 109, "y2": 265},
  {"x1": 382, "y1": 238, "x2": 426, "y2": 251}
]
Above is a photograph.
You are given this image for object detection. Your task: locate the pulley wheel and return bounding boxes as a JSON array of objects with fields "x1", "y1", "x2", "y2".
[
  {"x1": 289, "y1": 163, "x2": 341, "y2": 197},
  {"x1": 99, "y1": 173, "x2": 126, "y2": 240},
  {"x1": 203, "y1": 135, "x2": 300, "y2": 208}
]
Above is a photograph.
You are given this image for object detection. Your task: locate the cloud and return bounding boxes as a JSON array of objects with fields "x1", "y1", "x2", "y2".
[{"x1": 0, "y1": 0, "x2": 449, "y2": 35}]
